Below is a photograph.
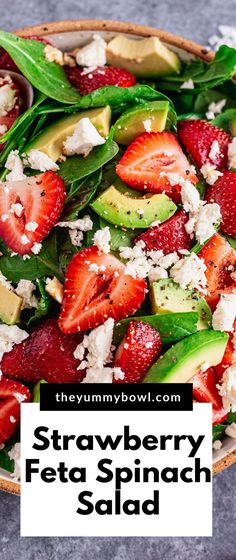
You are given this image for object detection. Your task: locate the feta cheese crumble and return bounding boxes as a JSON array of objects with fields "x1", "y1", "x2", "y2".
[
  {"x1": 180, "y1": 79, "x2": 195, "y2": 89},
  {"x1": 228, "y1": 137, "x2": 236, "y2": 170},
  {"x1": 25, "y1": 221, "x2": 38, "y2": 232},
  {"x1": 8, "y1": 442, "x2": 21, "y2": 481},
  {"x1": 170, "y1": 252, "x2": 207, "y2": 293},
  {"x1": 209, "y1": 140, "x2": 220, "y2": 161},
  {"x1": 24, "y1": 149, "x2": 59, "y2": 172},
  {"x1": 0, "y1": 83, "x2": 16, "y2": 117},
  {"x1": 15, "y1": 279, "x2": 38, "y2": 309},
  {"x1": 5, "y1": 150, "x2": 26, "y2": 182},
  {"x1": 194, "y1": 202, "x2": 221, "y2": 245},
  {"x1": 200, "y1": 162, "x2": 223, "y2": 185},
  {"x1": 76, "y1": 34, "x2": 107, "y2": 68},
  {"x1": 73, "y1": 318, "x2": 124, "y2": 383},
  {"x1": 0, "y1": 124, "x2": 7, "y2": 135},
  {"x1": 63, "y1": 118, "x2": 105, "y2": 157},
  {"x1": 217, "y1": 365, "x2": 236, "y2": 413},
  {"x1": 0, "y1": 324, "x2": 28, "y2": 362},
  {"x1": 10, "y1": 203, "x2": 24, "y2": 217},
  {"x1": 93, "y1": 227, "x2": 111, "y2": 254},
  {"x1": 31, "y1": 242, "x2": 42, "y2": 255},
  {"x1": 212, "y1": 293, "x2": 236, "y2": 332},
  {"x1": 45, "y1": 276, "x2": 64, "y2": 303},
  {"x1": 225, "y1": 422, "x2": 236, "y2": 438},
  {"x1": 57, "y1": 215, "x2": 93, "y2": 247},
  {"x1": 205, "y1": 99, "x2": 226, "y2": 120},
  {"x1": 44, "y1": 45, "x2": 64, "y2": 65},
  {"x1": 143, "y1": 119, "x2": 152, "y2": 132},
  {"x1": 212, "y1": 439, "x2": 222, "y2": 450},
  {"x1": 119, "y1": 241, "x2": 179, "y2": 281}
]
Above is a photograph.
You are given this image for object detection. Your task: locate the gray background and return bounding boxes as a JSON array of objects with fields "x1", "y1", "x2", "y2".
[{"x1": 0, "y1": 0, "x2": 236, "y2": 558}]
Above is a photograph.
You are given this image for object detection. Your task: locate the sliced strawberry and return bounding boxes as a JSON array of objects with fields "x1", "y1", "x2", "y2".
[
  {"x1": 0, "y1": 376, "x2": 30, "y2": 444},
  {"x1": 0, "y1": 35, "x2": 52, "y2": 72},
  {"x1": 59, "y1": 246, "x2": 146, "y2": 334},
  {"x1": 64, "y1": 65, "x2": 136, "y2": 95},
  {"x1": 205, "y1": 171, "x2": 236, "y2": 237},
  {"x1": 178, "y1": 119, "x2": 230, "y2": 169},
  {"x1": 214, "y1": 333, "x2": 236, "y2": 381},
  {"x1": 134, "y1": 209, "x2": 192, "y2": 254},
  {"x1": 113, "y1": 320, "x2": 162, "y2": 383},
  {"x1": 116, "y1": 132, "x2": 198, "y2": 201},
  {"x1": 192, "y1": 367, "x2": 228, "y2": 425},
  {"x1": 198, "y1": 233, "x2": 236, "y2": 309},
  {"x1": 0, "y1": 171, "x2": 66, "y2": 254},
  {"x1": 0, "y1": 78, "x2": 20, "y2": 151},
  {"x1": 1, "y1": 317, "x2": 86, "y2": 384}
]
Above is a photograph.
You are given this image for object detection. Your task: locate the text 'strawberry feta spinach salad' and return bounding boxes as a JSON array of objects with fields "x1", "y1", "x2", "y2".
[{"x1": 0, "y1": 30, "x2": 235, "y2": 481}]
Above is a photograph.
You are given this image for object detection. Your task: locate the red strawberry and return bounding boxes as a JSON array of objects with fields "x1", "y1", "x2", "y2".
[
  {"x1": 134, "y1": 210, "x2": 192, "y2": 254},
  {"x1": 0, "y1": 35, "x2": 52, "y2": 72},
  {"x1": 64, "y1": 65, "x2": 136, "y2": 95},
  {"x1": 214, "y1": 333, "x2": 236, "y2": 381},
  {"x1": 59, "y1": 246, "x2": 146, "y2": 334},
  {"x1": 198, "y1": 233, "x2": 236, "y2": 309},
  {"x1": 0, "y1": 376, "x2": 30, "y2": 444},
  {"x1": 192, "y1": 367, "x2": 228, "y2": 425},
  {"x1": 205, "y1": 171, "x2": 236, "y2": 237},
  {"x1": 0, "y1": 78, "x2": 20, "y2": 151},
  {"x1": 113, "y1": 320, "x2": 162, "y2": 383},
  {"x1": 178, "y1": 119, "x2": 230, "y2": 169},
  {"x1": 116, "y1": 132, "x2": 198, "y2": 201},
  {"x1": 1, "y1": 317, "x2": 86, "y2": 384},
  {"x1": 0, "y1": 171, "x2": 66, "y2": 255}
]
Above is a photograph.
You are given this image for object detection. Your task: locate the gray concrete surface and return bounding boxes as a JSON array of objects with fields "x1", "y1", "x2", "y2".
[{"x1": 0, "y1": 1, "x2": 236, "y2": 558}]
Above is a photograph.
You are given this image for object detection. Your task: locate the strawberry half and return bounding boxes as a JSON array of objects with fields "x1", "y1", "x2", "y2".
[
  {"x1": 113, "y1": 320, "x2": 162, "y2": 383},
  {"x1": 1, "y1": 317, "x2": 86, "y2": 384},
  {"x1": 64, "y1": 65, "x2": 136, "y2": 95},
  {"x1": 198, "y1": 233, "x2": 236, "y2": 310},
  {"x1": 116, "y1": 132, "x2": 198, "y2": 201},
  {"x1": 205, "y1": 170, "x2": 236, "y2": 237},
  {"x1": 0, "y1": 78, "x2": 20, "y2": 152},
  {"x1": 0, "y1": 376, "x2": 30, "y2": 444},
  {"x1": 192, "y1": 367, "x2": 228, "y2": 425},
  {"x1": 59, "y1": 246, "x2": 147, "y2": 334},
  {"x1": 134, "y1": 209, "x2": 192, "y2": 253},
  {"x1": 0, "y1": 35, "x2": 52, "y2": 72},
  {"x1": 214, "y1": 334, "x2": 236, "y2": 381},
  {"x1": 0, "y1": 171, "x2": 66, "y2": 254},
  {"x1": 178, "y1": 119, "x2": 230, "y2": 169}
]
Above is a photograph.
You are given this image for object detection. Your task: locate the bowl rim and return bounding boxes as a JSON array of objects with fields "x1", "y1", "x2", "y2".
[{"x1": 0, "y1": 19, "x2": 235, "y2": 495}]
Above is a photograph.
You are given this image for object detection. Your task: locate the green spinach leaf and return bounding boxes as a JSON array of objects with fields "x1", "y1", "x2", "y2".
[
  {"x1": 113, "y1": 312, "x2": 198, "y2": 346},
  {"x1": 62, "y1": 170, "x2": 102, "y2": 220},
  {"x1": 27, "y1": 279, "x2": 51, "y2": 325}
]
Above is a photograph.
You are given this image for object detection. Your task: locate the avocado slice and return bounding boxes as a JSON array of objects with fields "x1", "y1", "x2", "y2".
[
  {"x1": 90, "y1": 185, "x2": 177, "y2": 229},
  {"x1": 106, "y1": 35, "x2": 181, "y2": 78},
  {"x1": 113, "y1": 101, "x2": 175, "y2": 145},
  {"x1": 230, "y1": 118, "x2": 236, "y2": 136},
  {"x1": 143, "y1": 330, "x2": 228, "y2": 384},
  {"x1": 150, "y1": 279, "x2": 212, "y2": 330},
  {"x1": 0, "y1": 284, "x2": 23, "y2": 325},
  {"x1": 25, "y1": 106, "x2": 111, "y2": 162}
]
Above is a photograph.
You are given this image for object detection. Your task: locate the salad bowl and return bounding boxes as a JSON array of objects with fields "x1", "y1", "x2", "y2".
[{"x1": 0, "y1": 20, "x2": 236, "y2": 495}]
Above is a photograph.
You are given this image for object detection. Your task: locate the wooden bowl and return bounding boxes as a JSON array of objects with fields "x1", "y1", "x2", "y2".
[{"x1": 0, "y1": 20, "x2": 235, "y2": 494}]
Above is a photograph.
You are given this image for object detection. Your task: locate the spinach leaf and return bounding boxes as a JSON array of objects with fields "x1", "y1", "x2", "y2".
[
  {"x1": 33, "y1": 379, "x2": 47, "y2": 403},
  {"x1": 0, "y1": 232, "x2": 63, "y2": 282},
  {"x1": 113, "y1": 312, "x2": 198, "y2": 347},
  {"x1": 0, "y1": 443, "x2": 14, "y2": 473},
  {"x1": 0, "y1": 31, "x2": 80, "y2": 103},
  {"x1": 58, "y1": 137, "x2": 119, "y2": 186},
  {"x1": 62, "y1": 170, "x2": 102, "y2": 220},
  {"x1": 223, "y1": 233, "x2": 236, "y2": 249},
  {"x1": 158, "y1": 46, "x2": 236, "y2": 91},
  {"x1": 212, "y1": 424, "x2": 227, "y2": 442},
  {"x1": 73, "y1": 84, "x2": 172, "y2": 112},
  {"x1": 212, "y1": 109, "x2": 236, "y2": 131},
  {"x1": 99, "y1": 217, "x2": 140, "y2": 251},
  {"x1": 27, "y1": 279, "x2": 51, "y2": 326}
]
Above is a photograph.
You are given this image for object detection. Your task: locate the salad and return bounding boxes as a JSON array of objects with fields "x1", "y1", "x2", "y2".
[{"x1": 0, "y1": 29, "x2": 235, "y2": 481}]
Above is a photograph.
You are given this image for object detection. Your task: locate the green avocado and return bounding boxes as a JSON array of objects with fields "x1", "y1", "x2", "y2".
[
  {"x1": 0, "y1": 284, "x2": 23, "y2": 325},
  {"x1": 143, "y1": 330, "x2": 228, "y2": 384},
  {"x1": 90, "y1": 184, "x2": 177, "y2": 229},
  {"x1": 150, "y1": 279, "x2": 212, "y2": 330},
  {"x1": 229, "y1": 118, "x2": 236, "y2": 136},
  {"x1": 106, "y1": 35, "x2": 181, "y2": 78},
  {"x1": 25, "y1": 106, "x2": 111, "y2": 162},
  {"x1": 113, "y1": 101, "x2": 174, "y2": 145}
]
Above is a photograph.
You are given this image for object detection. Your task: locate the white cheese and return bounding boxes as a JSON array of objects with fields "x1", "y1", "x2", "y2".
[
  {"x1": 15, "y1": 279, "x2": 38, "y2": 309},
  {"x1": 194, "y1": 202, "x2": 221, "y2": 245},
  {"x1": 205, "y1": 99, "x2": 226, "y2": 120},
  {"x1": 63, "y1": 118, "x2": 105, "y2": 157},
  {"x1": 0, "y1": 324, "x2": 28, "y2": 362},
  {"x1": 0, "y1": 124, "x2": 7, "y2": 135},
  {"x1": 24, "y1": 149, "x2": 59, "y2": 172},
  {"x1": 31, "y1": 242, "x2": 42, "y2": 255},
  {"x1": 25, "y1": 221, "x2": 38, "y2": 232},
  {"x1": 209, "y1": 140, "x2": 220, "y2": 161},
  {"x1": 200, "y1": 162, "x2": 223, "y2": 185},
  {"x1": 10, "y1": 203, "x2": 24, "y2": 217},
  {"x1": 228, "y1": 137, "x2": 236, "y2": 170},
  {"x1": 0, "y1": 271, "x2": 13, "y2": 291},
  {"x1": 44, "y1": 45, "x2": 64, "y2": 65},
  {"x1": 143, "y1": 119, "x2": 152, "y2": 132},
  {"x1": 45, "y1": 276, "x2": 64, "y2": 303},
  {"x1": 120, "y1": 242, "x2": 179, "y2": 281},
  {"x1": 8, "y1": 442, "x2": 21, "y2": 481},
  {"x1": 57, "y1": 215, "x2": 93, "y2": 231},
  {"x1": 212, "y1": 293, "x2": 236, "y2": 332},
  {"x1": 76, "y1": 34, "x2": 107, "y2": 68},
  {"x1": 93, "y1": 226, "x2": 111, "y2": 254},
  {"x1": 217, "y1": 365, "x2": 236, "y2": 413},
  {"x1": 212, "y1": 439, "x2": 222, "y2": 450},
  {"x1": 180, "y1": 79, "x2": 194, "y2": 89},
  {"x1": 181, "y1": 181, "x2": 201, "y2": 214},
  {"x1": 69, "y1": 230, "x2": 84, "y2": 247},
  {"x1": 88, "y1": 263, "x2": 106, "y2": 273},
  {"x1": 21, "y1": 234, "x2": 30, "y2": 245},
  {"x1": 225, "y1": 422, "x2": 236, "y2": 438},
  {"x1": 5, "y1": 150, "x2": 26, "y2": 182},
  {"x1": 0, "y1": 83, "x2": 16, "y2": 117},
  {"x1": 170, "y1": 252, "x2": 207, "y2": 293}
]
